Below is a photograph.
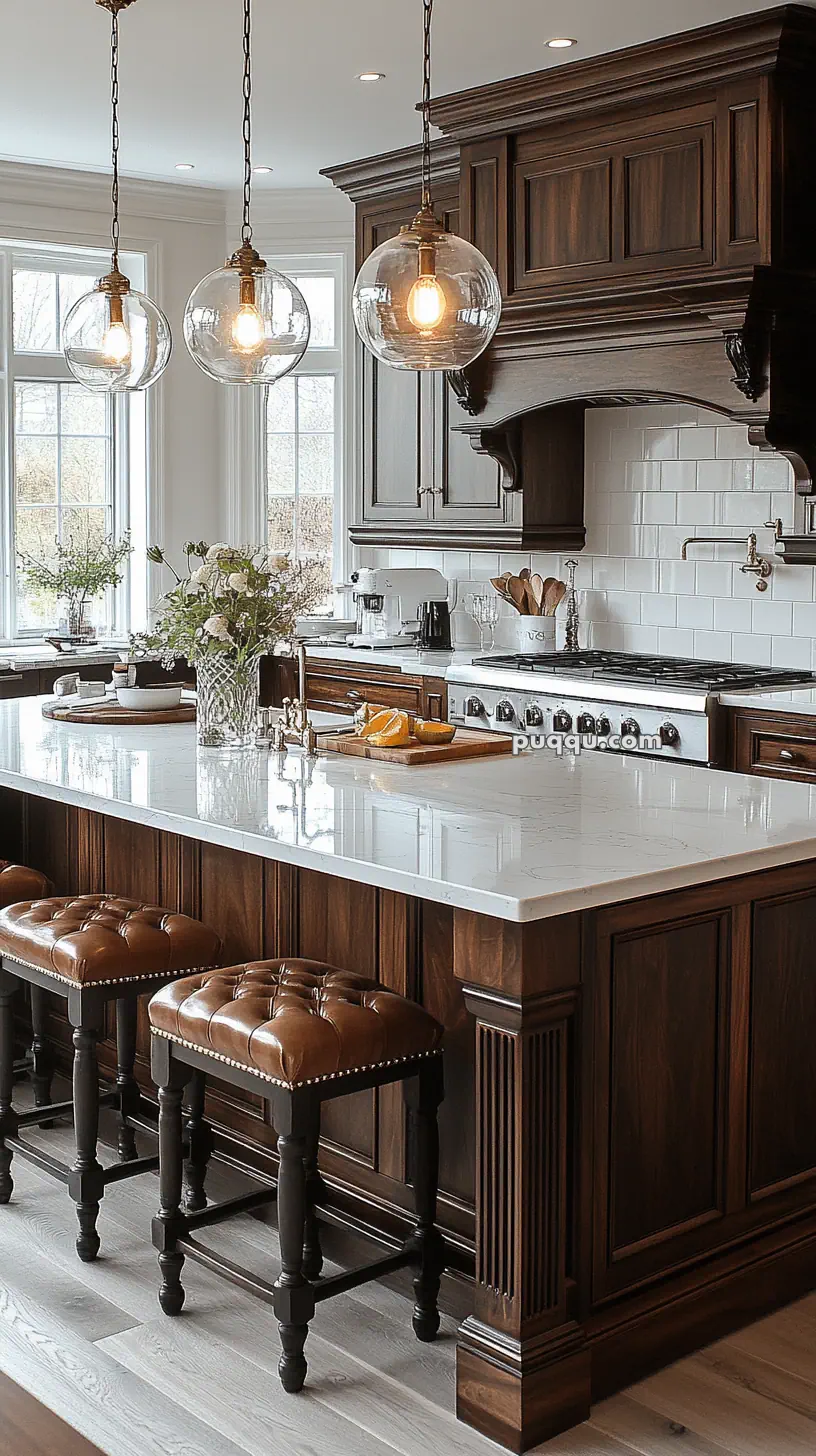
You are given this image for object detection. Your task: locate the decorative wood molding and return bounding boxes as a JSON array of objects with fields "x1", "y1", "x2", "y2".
[
  {"x1": 322, "y1": 140, "x2": 460, "y2": 205},
  {"x1": 447, "y1": 369, "x2": 483, "y2": 417},
  {"x1": 469, "y1": 424, "x2": 522, "y2": 492},
  {"x1": 724, "y1": 328, "x2": 764, "y2": 402}
]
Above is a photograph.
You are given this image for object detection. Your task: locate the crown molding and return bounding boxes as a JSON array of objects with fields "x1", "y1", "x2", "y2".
[
  {"x1": 322, "y1": 139, "x2": 460, "y2": 203},
  {"x1": 0, "y1": 158, "x2": 226, "y2": 227}
]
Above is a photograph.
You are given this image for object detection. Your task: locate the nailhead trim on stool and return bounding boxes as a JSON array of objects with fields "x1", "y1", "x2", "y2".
[{"x1": 151, "y1": 1026, "x2": 443, "y2": 1089}]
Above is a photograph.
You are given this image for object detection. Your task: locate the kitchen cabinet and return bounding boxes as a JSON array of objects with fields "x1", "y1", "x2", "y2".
[
  {"x1": 729, "y1": 707, "x2": 816, "y2": 783},
  {"x1": 267, "y1": 654, "x2": 447, "y2": 722}
]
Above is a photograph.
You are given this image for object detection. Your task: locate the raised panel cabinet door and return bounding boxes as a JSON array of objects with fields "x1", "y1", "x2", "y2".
[
  {"x1": 749, "y1": 888, "x2": 816, "y2": 1200},
  {"x1": 432, "y1": 376, "x2": 507, "y2": 524},
  {"x1": 361, "y1": 348, "x2": 433, "y2": 524},
  {"x1": 622, "y1": 126, "x2": 713, "y2": 266},
  {"x1": 592, "y1": 909, "x2": 730, "y2": 1299},
  {"x1": 514, "y1": 145, "x2": 614, "y2": 291}
]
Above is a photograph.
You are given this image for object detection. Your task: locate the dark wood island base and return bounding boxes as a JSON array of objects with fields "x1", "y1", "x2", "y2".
[{"x1": 5, "y1": 786, "x2": 816, "y2": 1452}]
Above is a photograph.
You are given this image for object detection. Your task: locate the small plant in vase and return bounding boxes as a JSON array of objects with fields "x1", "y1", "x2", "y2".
[
  {"x1": 133, "y1": 542, "x2": 319, "y2": 750},
  {"x1": 18, "y1": 531, "x2": 132, "y2": 640}
]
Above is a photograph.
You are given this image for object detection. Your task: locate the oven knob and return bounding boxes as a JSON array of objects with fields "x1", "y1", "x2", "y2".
[
  {"x1": 553, "y1": 709, "x2": 573, "y2": 733},
  {"x1": 660, "y1": 722, "x2": 680, "y2": 747},
  {"x1": 525, "y1": 704, "x2": 544, "y2": 727},
  {"x1": 597, "y1": 715, "x2": 612, "y2": 737},
  {"x1": 577, "y1": 713, "x2": 596, "y2": 735},
  {"x1": 465, "y1": 697, "x2": 485, "y2": 717},
  {"x1": 495, "y1": 700, "x2": 516, "y2": 724},
  {"x1": 621, "y1": 718, "x2": 641, "y2": 740}
]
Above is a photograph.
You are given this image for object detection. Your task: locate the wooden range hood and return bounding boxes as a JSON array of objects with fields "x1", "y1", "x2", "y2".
[{"x1": 327, "y1": 5, "x2": 816, "y2": 554}]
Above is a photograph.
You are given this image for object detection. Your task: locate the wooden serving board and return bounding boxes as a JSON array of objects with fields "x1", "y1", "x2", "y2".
[
  {"x1": 42, "y1": 699, "x2": 196, "y2": 726},
  {"x1": 317, "y1": 726, "x2": 514, "y2": 765}
]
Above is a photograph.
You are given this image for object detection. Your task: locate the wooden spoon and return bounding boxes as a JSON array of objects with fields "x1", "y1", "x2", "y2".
[
  {"x1": 490, "y1": 576, "x2": 513, "y2": 602},
  {"x1": 507, "y1": 576, "x2": 529, "y2": 614},
  {"x1": 530, "y1": 574, "x2": 546, "y2": 612},
  {"x1": 524, "y1": 579, "x2": 540, "y2": 615},
  {"x1": 544, "y1": 579, "x2": 567, "y2": 616}
]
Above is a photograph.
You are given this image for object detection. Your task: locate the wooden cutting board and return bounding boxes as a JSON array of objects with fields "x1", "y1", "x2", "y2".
[
  {"x1": 317, "y1": 726, "x2": 514, "y2": 765},
  {"x1": 42, "y1": 698, "x2": 196, "y2": 726}
]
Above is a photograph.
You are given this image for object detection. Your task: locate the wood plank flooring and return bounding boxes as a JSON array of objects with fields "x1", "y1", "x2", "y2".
[{"x1": 2, "y1": 1089, "x2": 816, "y2": 1455}]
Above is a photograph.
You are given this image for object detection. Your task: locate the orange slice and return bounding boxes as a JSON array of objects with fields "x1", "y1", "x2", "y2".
[
  {"x1": 413, "y1": 719, "x2": 457, "y2": 745},
  {"x1": 366, "y1": 709, "x2": 413, "y2": 748},
  {"x1": 358, "y1": 708, "x2": 395, "y2": 739}
]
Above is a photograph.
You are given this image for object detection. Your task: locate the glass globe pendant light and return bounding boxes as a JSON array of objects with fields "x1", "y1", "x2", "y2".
[
  {"x1": 63, "y1": 0, "x2": 172, "y2": 393},
  {"x1": 352, "y1": 0, "x2": 502, "y2": 372},
  {"x1": 183, "y1": 0, "x2": 310, "y2": 385}
]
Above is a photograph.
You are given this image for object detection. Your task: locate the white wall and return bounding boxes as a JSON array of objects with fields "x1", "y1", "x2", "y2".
[{"x1": 0, "y1": 160, "x2": 228, "y2": 560}]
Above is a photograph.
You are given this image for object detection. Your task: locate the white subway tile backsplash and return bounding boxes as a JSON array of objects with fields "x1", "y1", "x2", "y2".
[
  {"x1": 624, "y1": 558, "x2": 659, "y2": 592},
  {"x1": 677, "y1": 493, "x2": 716, "y2": 524},
  {"x1": 679, "y1": 427, "x2": 716, "y2": 460},
  {"x1": 752, "y1": 598, "x2": 793, "y2": 635},
  {"x1": 660, "y1": 460, "x2": 697, "y2": 492},
  {"x1": 379, "y1": 403, "x2": 816, "y2": 671},
  {"x1": 641, "y1": 592, "x2": 677, "y2": 627},
  {"x1": 643, "y1": 428, "x2": 678, "y2": 461}
]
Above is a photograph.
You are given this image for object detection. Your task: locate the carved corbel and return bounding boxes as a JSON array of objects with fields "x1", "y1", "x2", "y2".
[
  {"x1": 468, "y1": 424, "x2": 522, "y2": 491},
  {"x1": 447, "y1": 367, "x2": 484, "y2": 417},
  {"x1": 724, "y1": 329, "x2": 765, "y2": 404}
]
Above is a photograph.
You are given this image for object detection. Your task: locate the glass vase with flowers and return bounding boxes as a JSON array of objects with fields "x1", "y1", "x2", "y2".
[{"x1": 133, "y1": 542, "x2": 317, "y2": 751}]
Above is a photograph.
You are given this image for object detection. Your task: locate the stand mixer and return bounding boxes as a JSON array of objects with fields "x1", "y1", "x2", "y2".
[{"x1": 347, "y1": 567, "x2": 453, "y2": 649}]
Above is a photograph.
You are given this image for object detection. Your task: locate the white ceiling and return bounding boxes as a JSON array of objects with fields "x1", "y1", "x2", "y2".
[{"x1": 0, "y1": 0, "x2": 809, "y2": 190}]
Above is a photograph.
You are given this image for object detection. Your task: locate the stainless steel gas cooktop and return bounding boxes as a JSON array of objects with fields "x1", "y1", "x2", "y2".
[{"x1": 448, "y1": 651, "x2": 816, "y2": 766}]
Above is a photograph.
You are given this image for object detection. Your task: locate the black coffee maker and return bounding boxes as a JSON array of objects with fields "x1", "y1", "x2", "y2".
[{"x1": 417, "y1": 598, "x2": 452, "y2": 650}]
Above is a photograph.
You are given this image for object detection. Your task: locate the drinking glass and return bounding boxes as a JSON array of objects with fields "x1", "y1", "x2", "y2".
[{"x1": 465, "y1": 592, "x2": 501, "y2": 651}]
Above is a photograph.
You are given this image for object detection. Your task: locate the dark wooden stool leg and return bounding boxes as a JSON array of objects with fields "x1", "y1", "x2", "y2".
[
  {"x1": 302, "y1": 1109, "x2": 324, "y2": 1281},
  {"x1": 67, "y1": 993, "x2": 105, "y2": 1262},
  {"x1": 272, "y1": 1092, "x2": 316, "y2": 1393},
  {"x1": 406, "y1": 1059, "x2": 446, "y2": 1342},
  {"x1": 0, "y1": 968, "x2": 19, "y2": 1205},
  {"x1": 183, "y1": 1070, "x2": 212, "y2": 1214},
  {"x1": 152, "y1": 1035, "x2": 193, "y2": 1316},
  {"x1": 115, "y1": 997, "x2": 139, "y2": 1163},
  {"x1": 29, "y1": 986, "x2": 55, "y2": 1118}
]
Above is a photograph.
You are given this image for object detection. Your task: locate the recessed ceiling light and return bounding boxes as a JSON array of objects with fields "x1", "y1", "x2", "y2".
[
  {"x1": 357, "y1": 71, "x2": 385, "y2": 82},
  {"x1": 175, "y1": 162, "x2": 195, "y2": 171},
  {"x1": 546, "y1": 37, "x2": 577, "y2": 48},
  {"x1": 253, "y1": 166, "x2": 273, "y2": 175}
]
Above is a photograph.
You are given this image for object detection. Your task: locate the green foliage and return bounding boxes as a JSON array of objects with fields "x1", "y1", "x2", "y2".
[
  {"x1": 131, "y1": 542, "x2": 320, "y2": 668},
  {"x1": 18, "y1": 531, "x2": 132, "y2": 618}
]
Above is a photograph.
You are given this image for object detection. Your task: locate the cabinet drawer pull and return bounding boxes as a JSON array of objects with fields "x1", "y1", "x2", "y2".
[
  {"x1": 346, "y1": 689, "x2": 363, "y2": 701},
  {"x1": 779, "y1": 749, "x2": 798, "y2": 761}
]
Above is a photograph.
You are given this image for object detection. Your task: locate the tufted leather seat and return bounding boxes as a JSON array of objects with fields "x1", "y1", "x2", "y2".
[
  {"x1": 0, "y1": 862, "x2": 50, "y2": 909},
  {"x1": 149, "y1": 959, "x2": 444, "y2": 1088},
  {"x1": 0, "y1": 895, "x2": 222, "y2": 987}
]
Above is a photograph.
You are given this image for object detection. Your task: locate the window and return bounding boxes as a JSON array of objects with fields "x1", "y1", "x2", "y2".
[
  {"x1": 0, "y1": 242, "x2": 149, "y2": 640},
  {"x1": 262, "y1": 258, "x2": 345, "y2": 612}
]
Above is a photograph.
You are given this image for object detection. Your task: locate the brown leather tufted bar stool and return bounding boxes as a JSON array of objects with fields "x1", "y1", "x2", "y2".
[
  {"x1": 1, "y1": 863, "x2": 54, "y2": 1104},
  {"x1": 148, "y1": 958, "x2": 446, "y2": 1393},
  {"x1": 0, "y1": 894, "x2": 221, "y2": 1261}
]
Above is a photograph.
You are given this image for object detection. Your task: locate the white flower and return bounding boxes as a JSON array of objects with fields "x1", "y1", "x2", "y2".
[
  {"x1": 191, "y1": 563, "x2": 216, "y2": 587},
  {"x1": 227, "y1": 571, "x2": 249, "y2": 593},
  {"x1": 205, "y1": 543, "x2": 231, "y2": 563},
  {"x1": 203, "y1": 614, "x2": 233, "y2": 642}
]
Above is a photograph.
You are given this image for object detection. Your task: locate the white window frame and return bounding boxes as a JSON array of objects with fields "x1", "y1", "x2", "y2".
[
  {"x1": 229, "y1": 250, "x2": 352, "y2": 600},
  {"x1": 0, "y1": 239, "x2": 148, "y2": 643}
]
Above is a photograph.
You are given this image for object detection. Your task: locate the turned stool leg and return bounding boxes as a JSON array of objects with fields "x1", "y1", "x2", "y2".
[
  {"x1": 155, "y1": 1076, "x2": 188, "y2": 1316},
  {"x1": 68, "y1": 998, "x2": 105, "y2": 1263},
  {"x1": 406, "y1": 1059, "x2": 445, "y2": 1342},
  {"x1": 302, "y1": 1110, "x2": 324, "y2": 1281},
  {"x1": 115, "y1": 998, "x2": 139, "y2": 1163},
  {"x1": 272, "y1": 1096, "x2": 316, "y2": 1393},
  {"x1": 0, "y1": 968, "x2": 19, "y2": 1205},
  {"x1": 30, "y1": 986, "x2": 54, "y2": 1118},
  {"x1": 183, "y1": 1070, "x2": 212, "y2": 1214}
]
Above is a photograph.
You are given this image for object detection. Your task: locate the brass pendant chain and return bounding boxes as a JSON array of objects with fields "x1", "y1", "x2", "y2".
[
  {"x1": 420, "y1": 0, "x2": 434, "y2": 212},
  {"x1": 110, "y1": 7, "x2": 121, "y2": 272},
  {"x1": 241, "y1": 0, "x2": 253, "y2": 246}
]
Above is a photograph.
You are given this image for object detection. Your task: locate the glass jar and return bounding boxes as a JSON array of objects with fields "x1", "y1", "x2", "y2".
[{"x1": 194, "y1": 652, "x2": 260, "y2": 752}]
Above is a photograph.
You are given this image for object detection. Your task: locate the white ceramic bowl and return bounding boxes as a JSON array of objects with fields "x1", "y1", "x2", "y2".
[{"x1": 116, "y1": 684, "x2": 183, "y2": 712}]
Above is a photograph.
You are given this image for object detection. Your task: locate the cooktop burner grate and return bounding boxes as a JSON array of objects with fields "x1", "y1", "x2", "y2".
[{"x1": 471, "y1": 650, "x2": 816, "y2": 692}]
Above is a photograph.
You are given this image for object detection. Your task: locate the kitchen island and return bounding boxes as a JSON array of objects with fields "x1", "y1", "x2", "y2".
[{"x1": 3, "y1": 697, "x2": 816, "y2": 1450}]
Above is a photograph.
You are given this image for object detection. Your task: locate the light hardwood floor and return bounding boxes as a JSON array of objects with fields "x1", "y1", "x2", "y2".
[{"x1": 1, "y1": 1090, "x2": 815, "y2": 1456}]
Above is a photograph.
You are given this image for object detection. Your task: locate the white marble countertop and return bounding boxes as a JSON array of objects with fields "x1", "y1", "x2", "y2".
[
  {"x1": 302, "y1": 644, "x2": 489, "y2": 677},
  {"x1": 719, "y1": 689, "x2": 816, "y2": 718},
  {"x1": 2, "y1": 697, "x2": 816, "y2": 923},
  {"x1": 0, "y1": 646, "x2": 121, "y2": 671}
]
